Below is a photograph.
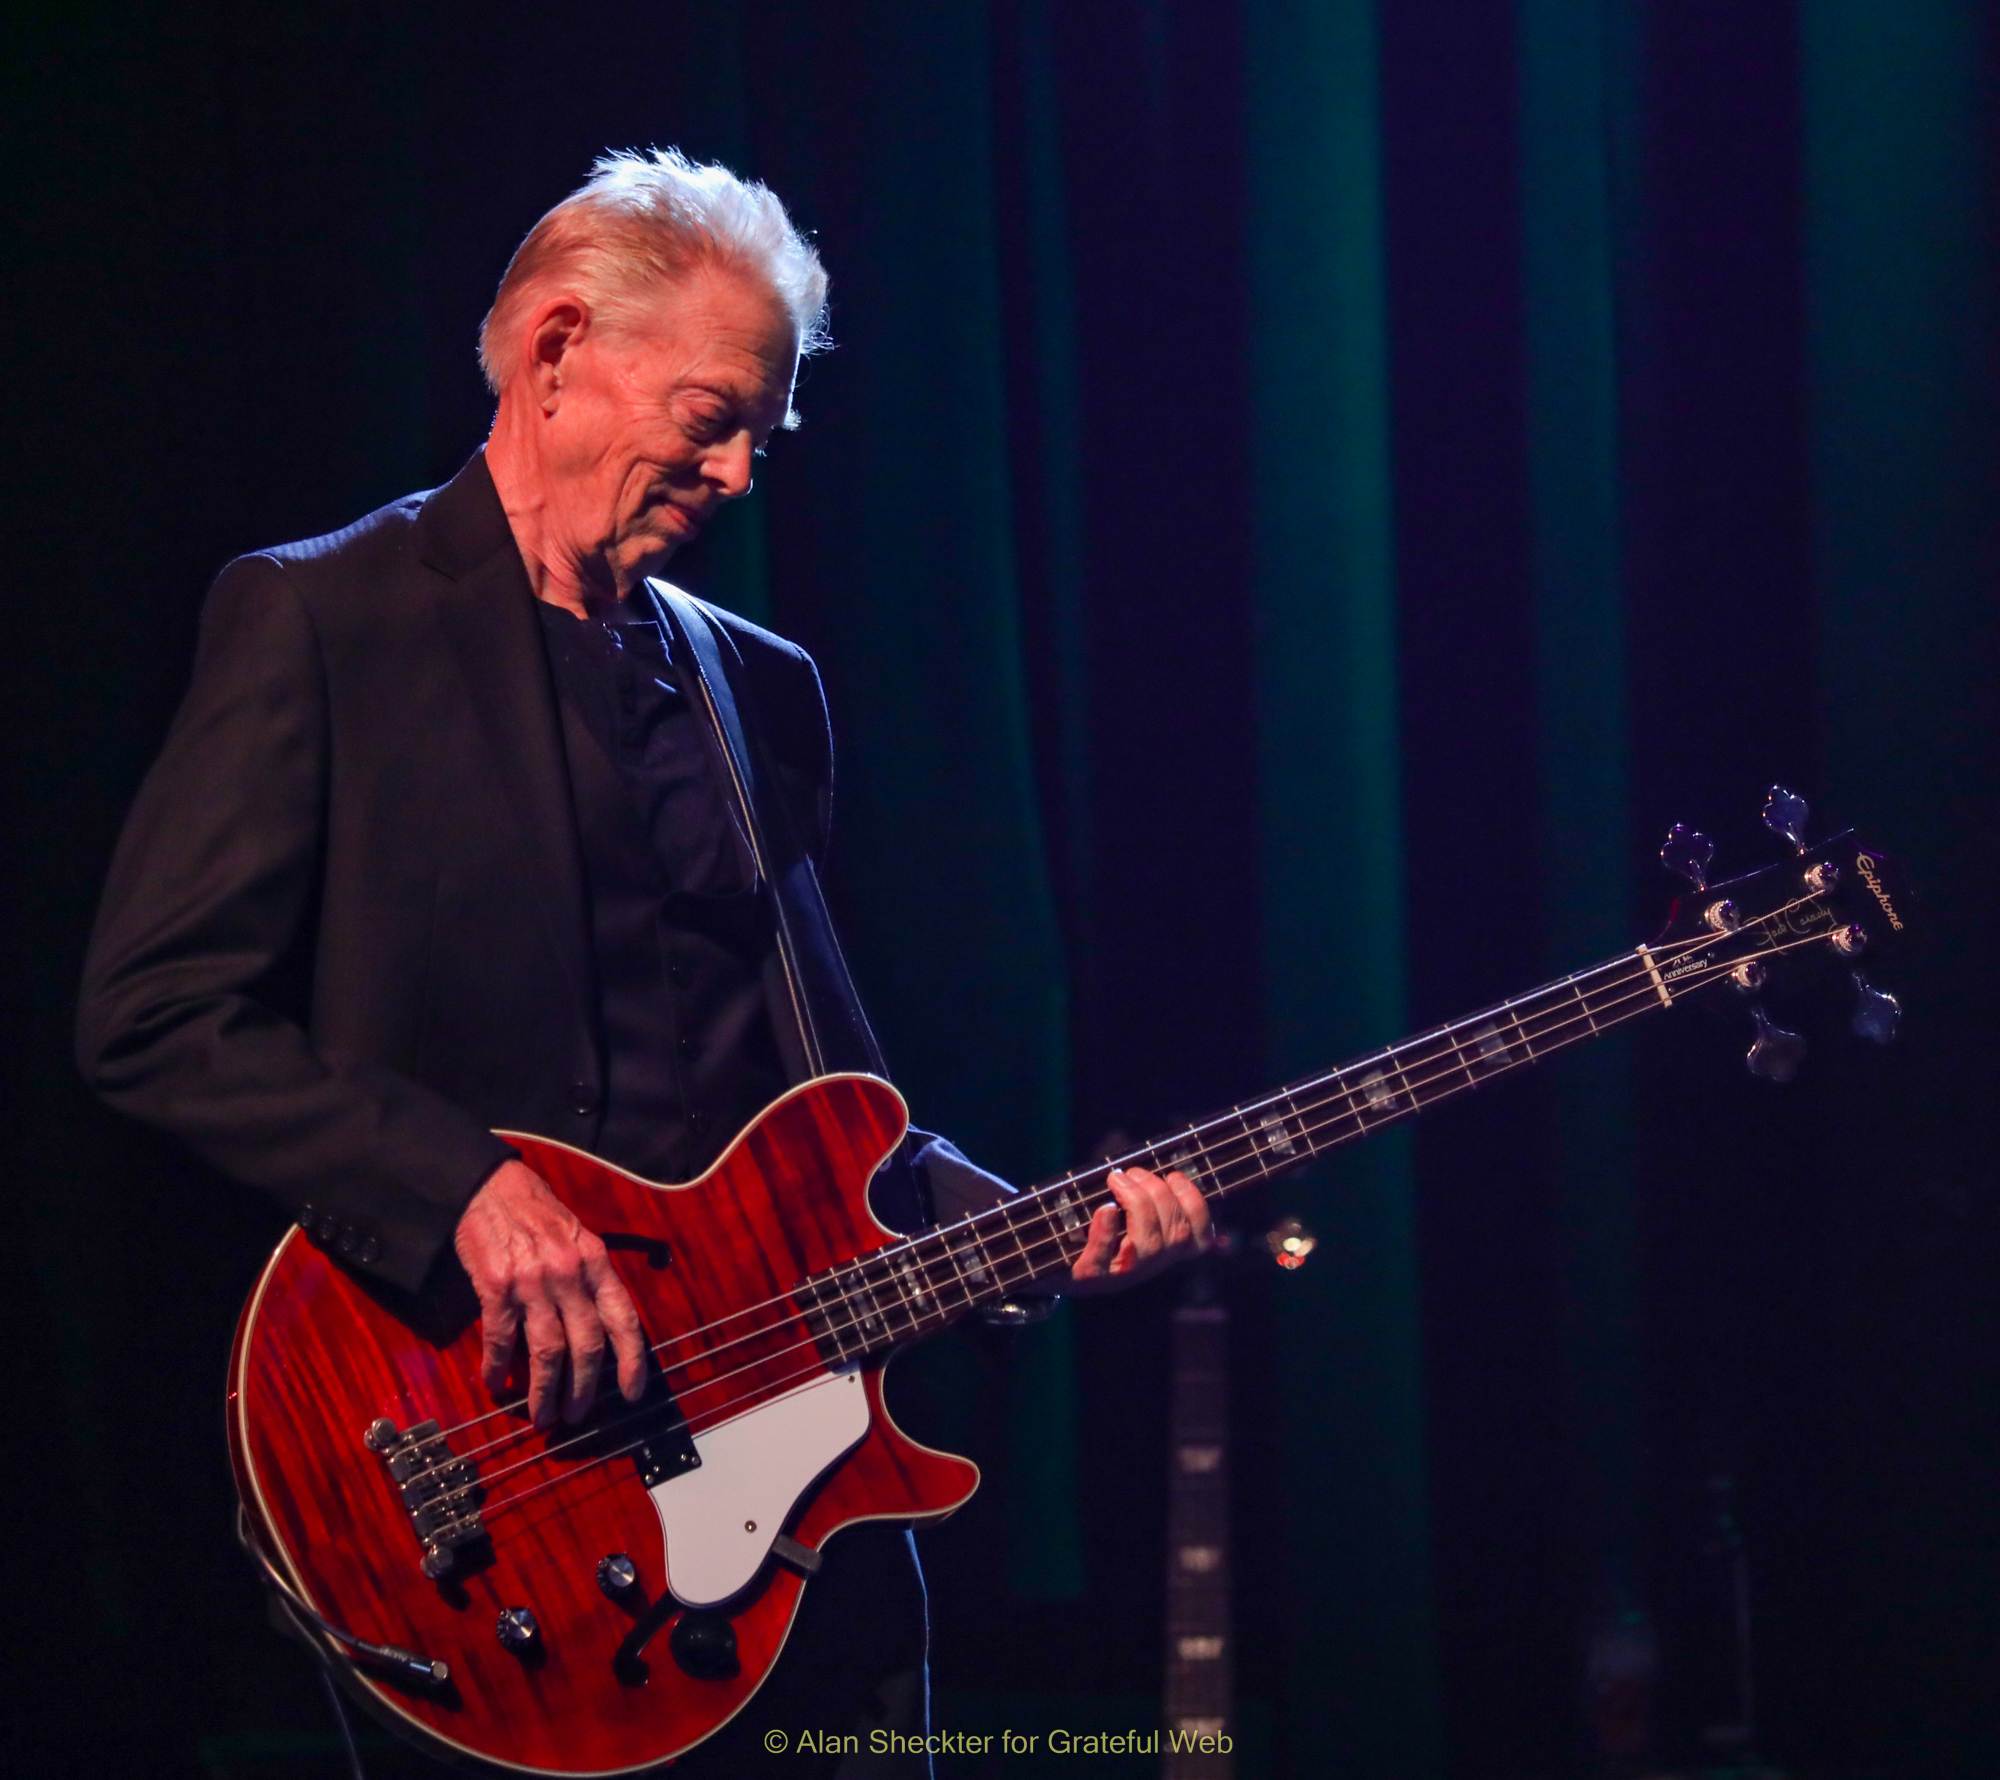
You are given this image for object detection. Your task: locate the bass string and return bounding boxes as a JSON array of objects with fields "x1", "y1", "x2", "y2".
[
  {"x1": 407, "y1": 909, "x2": 1821, "y2": 1500},
  {"x1": 960, "y1": 897, "x2": 1821, "y2": 1244},
  {"x1": 410, "y1": 945, "x2": 1687, "y2": 1490},
  {"x1": 430, "y1": 926, "x2": 1721, "y2": 1462},
  {"x1": 459, "y1": 927, "x2": 1813, "y2": 1527},
  {"x1": 423, "y1": 918, "x2": 1801, "y2": 1510},
  {"x1": 437, "y1": 932, "x2": 1703, "y2": 1449}
]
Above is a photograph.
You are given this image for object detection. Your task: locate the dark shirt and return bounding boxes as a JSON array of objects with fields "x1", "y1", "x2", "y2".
[{"x1": 535, "y1": 599, "x2": 789, "y2": 1182}]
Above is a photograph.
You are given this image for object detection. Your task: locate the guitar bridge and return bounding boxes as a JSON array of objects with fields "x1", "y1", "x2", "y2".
[{"x1": 365, "y1": 1417, "x2": 486, "y2": 1578}]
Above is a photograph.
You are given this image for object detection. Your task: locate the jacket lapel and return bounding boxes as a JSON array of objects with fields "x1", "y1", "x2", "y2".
[{"x1": 418, "y1": 452, "x2": 596, "y2": 1043}]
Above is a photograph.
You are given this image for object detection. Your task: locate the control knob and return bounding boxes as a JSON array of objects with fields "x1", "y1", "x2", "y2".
[
  {"x1": 597, "y1": 1554, "x2": 640, "y2": 1600},
  {"x1": 496, "y1": 1606, "x2": 541, "y2": 1652}
]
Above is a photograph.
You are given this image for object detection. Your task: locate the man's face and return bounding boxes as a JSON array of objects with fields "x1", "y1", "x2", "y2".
[{"x1": 540, "y1": 265, "x2": 799, "y2": 589}]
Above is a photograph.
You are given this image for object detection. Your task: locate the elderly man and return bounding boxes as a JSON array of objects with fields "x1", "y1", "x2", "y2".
[{"x1": 77, "y1": 150, "x2": 1207, "y2": 1772}]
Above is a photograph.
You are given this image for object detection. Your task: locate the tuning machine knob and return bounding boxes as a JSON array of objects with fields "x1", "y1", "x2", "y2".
[
  {"x1": 1851, "y1": 972, "x2": 1901, "y2": 1045},
  {"x1": 1804, "y1": 861, "x2": 1840, "y2": 895},
  {"x1": 1729, "y1": 961, "x2": 1766, "y2": 992},
  {"x1": 1763, "y1": 785, "x2": 1810, "y2": 853},
  {"x1": 1662, "y1": 826, "x2": 1716, "y2": 891},
  {"x1": 1830, "y1": 924, "x2": 1867, "y2": 957},
  {"x1": 1746, "y1": 1005, "x2": 1805, "y2": 1083}
]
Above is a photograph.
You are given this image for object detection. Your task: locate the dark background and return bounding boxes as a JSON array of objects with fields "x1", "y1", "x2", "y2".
[{"x1": 3, "y1": 3, "x2": 1996, "y2": 1777}]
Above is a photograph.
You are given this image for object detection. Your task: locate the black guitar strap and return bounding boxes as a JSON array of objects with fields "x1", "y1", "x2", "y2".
[{"x1": 644, "y1": 580, "x2": 932, "y2": 1228}]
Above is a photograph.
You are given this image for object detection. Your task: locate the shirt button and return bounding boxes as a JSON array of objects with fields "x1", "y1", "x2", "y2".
[
  {"x1": 688, "y1": 1110, "x2": 709, "y2": 1136},
  {"x1": 677, "y1": 1035, "x2": 698, "y2": 1058},
  {"x1": 571, "y1": 1081, "x2": 598, "y2": 1117},
  {"x1": 668, "y1": 960, "x2": 693, "y2": 989}
]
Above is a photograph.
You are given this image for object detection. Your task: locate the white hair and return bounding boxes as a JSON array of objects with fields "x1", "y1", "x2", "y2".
[{"x1": 477, "y1": 147, "x2": 830, "y2": 396}]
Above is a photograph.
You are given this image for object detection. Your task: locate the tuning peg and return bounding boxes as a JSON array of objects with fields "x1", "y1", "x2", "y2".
[
  {"x1": 1763, "y1": 785, "x2": 1810, "y2": 853},
  {"x1": 1661, "y1": 825, "x2": 1716, "y2": 891},
  {"x1": 1746, "y1": 1004, "x2": 1805, "y2": 1083},
  {"x1": 1850, "y1": 972, "x2": 1901, "y2": 1045}
]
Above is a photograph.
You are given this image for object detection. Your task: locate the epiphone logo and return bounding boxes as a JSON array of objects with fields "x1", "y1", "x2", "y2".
[{"x1": 1855, "y1": 853, "x2": 1904, "y2": 931}]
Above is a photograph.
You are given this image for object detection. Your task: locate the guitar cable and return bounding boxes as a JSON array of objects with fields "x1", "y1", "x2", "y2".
[{"x1": 235, "y1": 1501, "x2": 452, "y2": 1690}]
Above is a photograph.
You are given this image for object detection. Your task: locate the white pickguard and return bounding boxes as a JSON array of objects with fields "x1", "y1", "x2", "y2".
[{"x1": 648, "y1": 1367, "x2": 870, "y2": 1607}]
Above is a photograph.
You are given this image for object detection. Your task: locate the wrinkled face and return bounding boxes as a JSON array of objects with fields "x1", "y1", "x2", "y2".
[{"x1": 541, "y1": 265, "x2": 799, "y2": 588}]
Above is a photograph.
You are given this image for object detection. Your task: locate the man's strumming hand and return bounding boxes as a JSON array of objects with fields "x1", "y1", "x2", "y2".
[
  {"x1": 454, "y1": 1160, "x2": 648, "y2": 1428},
  {"x1": 1066, "y1": 1166, "x2": 1214, "y2": 1295}
]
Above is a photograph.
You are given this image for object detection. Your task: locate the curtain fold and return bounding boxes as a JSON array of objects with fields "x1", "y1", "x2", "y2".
[{"x1": 1245, "y1": 1, "x2": 1442, "y2": 1771}]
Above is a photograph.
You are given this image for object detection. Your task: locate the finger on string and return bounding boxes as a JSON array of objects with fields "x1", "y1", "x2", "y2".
[
  {"x1": 1164, "y1": 1170, "x2": 1210, "y2": 1245},
  {"x1": 1110, "y1": 1169, "x2": 1166, "y2": 1260},
  {"x1": 548, "y1": 1273, "x2": 608, "y2": 1426},
  {"x1": 586, "y1": 1253, "x2": 647, "y2": 1401},
  {"x1": 522, "y1": 1292, "x2": 569, "y2": 1430},
  {"x1": 1096, "y1": 1185, "x2": 1139, "y2": 1272},
  {"x1": 480, "y1": 1292, "x2": 522, "y2": 1398},
  {"x1": 1073, "y1": 1201, "x2": 1122, "y2": 1276}
]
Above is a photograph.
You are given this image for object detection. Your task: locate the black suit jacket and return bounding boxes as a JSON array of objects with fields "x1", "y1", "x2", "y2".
[{"x1": 77, "y1": 452, "x2": 990, "y2": 1293}]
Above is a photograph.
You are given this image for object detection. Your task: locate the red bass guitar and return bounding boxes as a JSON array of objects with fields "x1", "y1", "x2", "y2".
[{"x1": 229, "y1": 797, "x2": 1907, "y2": 1773}]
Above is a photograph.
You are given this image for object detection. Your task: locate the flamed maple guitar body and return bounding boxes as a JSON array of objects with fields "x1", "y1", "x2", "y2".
[{"x1": 230, "y1": 1074, "x2": 978, "y2": 1776}]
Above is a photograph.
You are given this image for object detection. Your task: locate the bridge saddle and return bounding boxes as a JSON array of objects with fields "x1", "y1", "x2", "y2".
[{"x1": 365, "y1": 1416, "x2": 486, "y2": 1578}]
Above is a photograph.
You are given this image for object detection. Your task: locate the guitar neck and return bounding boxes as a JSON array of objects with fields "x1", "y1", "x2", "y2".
[
  {"x1": 1163, "y1": 1297, "x2": 1234, "y2": 1774},
  {"x1": 794, "y1": 941, "x2": 1680, "y2": 1363}
]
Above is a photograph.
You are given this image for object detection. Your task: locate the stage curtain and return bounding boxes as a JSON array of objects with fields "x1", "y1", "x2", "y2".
[
  {"x1": 1244, "y1": 0, "x2": 1444, "y2": 1771},
  {"x1": 1519, "y1": 0, "x2": 1646, "y2": 1631},
  {"x1": 1803, "y1": 0, "x2": 2000, "y2": 1759},
  {"x1": 747, "y1": 0, "x2": 1086, "y2": 1603}
]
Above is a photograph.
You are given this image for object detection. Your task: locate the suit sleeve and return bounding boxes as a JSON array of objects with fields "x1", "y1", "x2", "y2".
[
  {"x1": 909, "y1": 1130, "x2": 1017, "y2": 1221},
  {"x1": 75, "y1": 555, "x2": 513, "y2": 1291}
]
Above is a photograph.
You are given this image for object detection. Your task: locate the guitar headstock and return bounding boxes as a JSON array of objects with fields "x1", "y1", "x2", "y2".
[{"x1": 1649, "y1": 787, "x2": 1912, "y2": 1080}]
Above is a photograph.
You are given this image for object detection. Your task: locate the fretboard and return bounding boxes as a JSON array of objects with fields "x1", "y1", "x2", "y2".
[{"x1": 792, "y1": 941, "x2": 1682, "y2": 1365}]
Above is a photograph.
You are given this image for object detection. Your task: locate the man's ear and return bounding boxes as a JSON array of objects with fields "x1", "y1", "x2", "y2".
[{"x1": 523, "y1": 298, "x2": 590, "y2": 414}]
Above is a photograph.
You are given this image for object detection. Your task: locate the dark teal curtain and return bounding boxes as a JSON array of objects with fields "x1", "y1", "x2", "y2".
[
  {"x1": 1802, "y1": 1, "x2": 2000, "y2": 1760},
  {"x1": 7, "y1": 3, "x2": 1998, "y2": 1776},
  {"x1": 1244, "y1": 1, "x2": 1441, "y2": 1774},
  {"x1": 1518, "y1": 0, "x2": 1645, "y2": 1623}
]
